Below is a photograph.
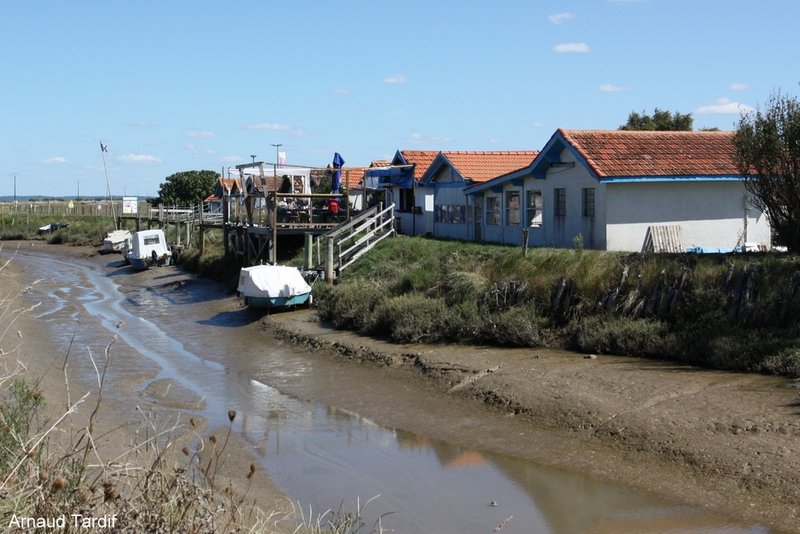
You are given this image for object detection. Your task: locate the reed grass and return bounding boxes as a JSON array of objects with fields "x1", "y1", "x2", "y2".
[{"x1": 318, "y1": 237, "x2": 800, "y2": 377}]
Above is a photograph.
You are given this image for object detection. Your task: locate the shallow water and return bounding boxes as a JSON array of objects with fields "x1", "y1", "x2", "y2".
[{"x1": 10, "y1": 248, "x2": 769, "y2": 533}]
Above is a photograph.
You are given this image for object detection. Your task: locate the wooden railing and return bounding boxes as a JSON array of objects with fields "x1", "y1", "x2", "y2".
[{"x1": 315, "y1": 203, "x2": 395, "y2": 282}]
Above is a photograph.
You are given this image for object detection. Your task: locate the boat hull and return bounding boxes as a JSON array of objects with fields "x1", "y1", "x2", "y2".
[{"x1": 244, "y1": 292, "x2": 311, "y2": 309}]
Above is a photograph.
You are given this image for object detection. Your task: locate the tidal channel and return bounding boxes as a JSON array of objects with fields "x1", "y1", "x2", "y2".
[{"x1": 8, "y1": 247, "x2": 767, "y2": 533}]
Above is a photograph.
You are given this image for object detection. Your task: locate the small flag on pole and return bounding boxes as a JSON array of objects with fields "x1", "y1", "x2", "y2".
[{"x1": 100, "y1": 142, "x2": 109, "y2": 153}]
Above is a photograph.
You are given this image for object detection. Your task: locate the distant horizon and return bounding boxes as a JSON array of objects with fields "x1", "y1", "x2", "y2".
[{"x1": 0, "y1": 195, "x2": 155, "y2": 203}]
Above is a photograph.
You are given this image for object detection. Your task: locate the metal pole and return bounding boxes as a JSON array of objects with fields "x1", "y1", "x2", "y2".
[{"x1": 271, "y1": 143, "x2": 282, "y2": 177}]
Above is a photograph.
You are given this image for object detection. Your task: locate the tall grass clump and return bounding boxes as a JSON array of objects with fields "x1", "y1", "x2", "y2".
[{"x1": 319, "y1": 236, "x2": 800, "y2": 377}]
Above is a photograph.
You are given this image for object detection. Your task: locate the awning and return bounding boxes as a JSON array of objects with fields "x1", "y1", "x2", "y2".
[{"x1": 364, "y1": 166, "x2": 415, "y2": 189}]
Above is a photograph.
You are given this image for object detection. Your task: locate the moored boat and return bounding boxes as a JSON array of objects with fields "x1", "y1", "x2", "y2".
[
  {"x1": 237, "y1": 264, "x2": 312, "y2": 309},
  {"x1": 124, "y1": 229, "x2": 172, "y2": 270},
  {"x1": 102, "y1": 229, "x2": 132, "y2": 253}
]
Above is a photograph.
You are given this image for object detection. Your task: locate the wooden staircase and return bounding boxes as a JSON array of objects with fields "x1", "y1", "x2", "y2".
[{"x1": 314, "y1": 203, "x2": 395, "y2": 282}]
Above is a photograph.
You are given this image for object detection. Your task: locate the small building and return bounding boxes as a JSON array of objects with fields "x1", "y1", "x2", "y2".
[
  {"x1": 464, "y1": 129, "x2": 771, "y2": 252},
  {"x1": 367, "y1": 150, "x2": 439, "y2": 235},
  {"x1": 204, "y1": 178, "x2": 243, "y2": 214},
  {"x1": 420, "y1": 151, "x2": 537, "y2": 241}
]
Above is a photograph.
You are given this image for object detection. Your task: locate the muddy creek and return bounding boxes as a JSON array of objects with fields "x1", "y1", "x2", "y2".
[{"x1": 10, "y1": 247, "x2": 767, "y2": 533}]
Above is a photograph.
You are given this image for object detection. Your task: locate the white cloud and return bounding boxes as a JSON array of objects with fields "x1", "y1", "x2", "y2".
[
  {"x1": 532, "y1": 121, "x2": 544, "y2": 128},
  {"x1": 243, "y1": 123, "x2": 290, "y2": 131},
  {"x1": 548, "y1": 12, "x2": 574, "y2": 25},
  {"x1": 554, "y1": 42, "x2": 590, "y2": 53},
  {"x1": 333, "y1": 88, "x2": 351, "y2": 95},
  {"x1": 598, "y1": 83, "x2": 630, "y2": 93},
  {"x1": 185, "y1": 144, "x2": 216, "y2": 156},
  {"x1": 730, "y1": 82, "x2": 750, "y2": 91},
  {"x1": 384, "y1": 74, "x2": 408, "y2": 85},
  {"x1": 43, "y1": 156, "x2": 67, "y2": 165},
  {"x1": 220, "y1": 156, "x2": 242, "y2": 164},
  {"x1": 489, "y1": 138, "x2": 501, "y2": 145},
  {"x1": 187, "y1": 130, "x2": 215, "y2": 138},
  {"x1": 118, "y1": 154, "x2": 162, "y2": 165},
  {"x1": 695, "y1": 97, "x2": 755, "y2": 115}
]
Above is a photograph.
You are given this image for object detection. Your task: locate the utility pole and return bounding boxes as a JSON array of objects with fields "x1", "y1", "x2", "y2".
[
  {"x1": 11, "y1": 173, "x2": 18, "y2": 206},
  {"x1": 271, "y1": 143, "x2": 282, "y2": 177}
]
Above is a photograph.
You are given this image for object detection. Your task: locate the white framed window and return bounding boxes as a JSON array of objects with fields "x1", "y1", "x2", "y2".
[
  {"x1": 505, "y1": 190, "x2": 520, "y2": 226},
  {"x1": 526, "y1": 190, "x2": 542, "y2": 227}
]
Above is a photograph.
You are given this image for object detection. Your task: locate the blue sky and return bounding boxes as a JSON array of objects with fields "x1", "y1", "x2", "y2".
[{"x1": 2, "y1": 0, "x2": 798, "y2": 198}]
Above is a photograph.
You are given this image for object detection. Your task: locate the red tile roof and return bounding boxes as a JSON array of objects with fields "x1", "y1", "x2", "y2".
[
  {"x1": 560, "y1": 129, "x2": 738, "y2": 177},
  {"x1": 440, "y1": 151, "x2": 538, "y2": 183},
  {"x1": 398, "y1": 150, "x2": 440, "y2": 178}
]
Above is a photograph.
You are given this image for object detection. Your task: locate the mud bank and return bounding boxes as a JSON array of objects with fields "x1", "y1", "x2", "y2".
[{"x1": 268, "y1": 310, "x2": 800, "y2": 532}]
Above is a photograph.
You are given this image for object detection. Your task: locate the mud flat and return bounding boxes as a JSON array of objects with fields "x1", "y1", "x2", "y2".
[
  {"x1": 268, "y1": 310, "x2": 800, "y2": 533},
  {"x1": 4, "y1": 241, "x2": 799, "y2": 532}
]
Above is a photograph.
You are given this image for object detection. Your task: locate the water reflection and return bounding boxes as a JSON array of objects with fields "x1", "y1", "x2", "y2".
[{"x1": 8, "y1": 249, "x2": 768, "y2": 534}]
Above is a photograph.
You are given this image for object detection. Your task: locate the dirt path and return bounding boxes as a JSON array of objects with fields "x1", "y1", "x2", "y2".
[{"x1": 268, "y1": 310, "x2": 800, "y2": 532}]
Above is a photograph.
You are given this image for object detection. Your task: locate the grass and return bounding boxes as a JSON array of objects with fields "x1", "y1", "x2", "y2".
[{"x1": 317, "y1": 237, "x2": 800, "y2": 377}]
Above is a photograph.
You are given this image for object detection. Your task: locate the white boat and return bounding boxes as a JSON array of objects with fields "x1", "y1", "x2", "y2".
[
  {"x1": 102, "y1": 229, "x2": 132, "y2": 253},
  {"x1": 124, "y1": 229, "x2": 172, "y2": 270},
  {"x1": 237, "y1": 264, "x2": 312, "y2": 309}
]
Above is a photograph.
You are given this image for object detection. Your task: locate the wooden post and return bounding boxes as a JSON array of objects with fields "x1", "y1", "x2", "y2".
[
  {"x1": 522, "y1": 228, "x2": 529, "y2": 257},
  {"x1": 304, "y1": 232, "x2": 313, "y2": 270},
  {"x1": 325, "y1": 236, "x2": 335, "y2": 284},
  {"x1": 270, "y1": 191, "x2": 278, "y2": 265},
  {"x1": 222, "y1": 192, "x2": 229, "y2": 255}
]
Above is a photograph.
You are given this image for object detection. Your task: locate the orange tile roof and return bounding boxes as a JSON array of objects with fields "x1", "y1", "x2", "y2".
[
  {"x1": 440, "y1": 151, "x2": 538, "y2": 183},
  {"x1": 560, "y1": 129, "x2": 738, "y2": 177},
  {"x1": 397, "y1": 150, "x2": 440, "y2": 178}
]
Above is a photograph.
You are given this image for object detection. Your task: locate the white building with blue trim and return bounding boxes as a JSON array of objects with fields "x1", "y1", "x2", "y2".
[{"x1": 464, "y1": 129, "x2": 771, "y2": 252}]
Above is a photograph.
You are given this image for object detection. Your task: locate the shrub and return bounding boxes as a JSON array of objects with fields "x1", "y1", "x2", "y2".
[
  {"x1": 760, "y1": 347, "x2": 800, "y2": 378},
  {"x1": 480, "y1": 303, "x2": 549, "y2": 347},
  {"x1": 570, "y1": 316, "x2": 670, "y2": 358}
]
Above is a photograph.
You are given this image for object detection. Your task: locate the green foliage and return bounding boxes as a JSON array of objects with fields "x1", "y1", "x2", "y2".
[
  {"x1": 734, "y1": 92, "x2": 800, "y2": 251},
  {"x1": 620, "y1": 108, "x2": 694, "y2": 131},
  {"x1": 314, "y1": 236, "x2": 800, "y2": 376},
  {"x1": 0, "y1": 379, "x2": 44, "y2": 471},
  {"x1": 154, "y1": 170, "x2": 219, "y2": 206}
]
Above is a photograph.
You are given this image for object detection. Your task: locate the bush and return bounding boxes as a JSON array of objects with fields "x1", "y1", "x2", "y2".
[
  {"x1": 760, "y1": 347, "x2": 800, "y2": 378},
  {"x1": 480, "y1": 304, "x2": 549, "y2": 347},
  {"x1": 570, "y1": 316, "x2": 671, "y2": 358}
]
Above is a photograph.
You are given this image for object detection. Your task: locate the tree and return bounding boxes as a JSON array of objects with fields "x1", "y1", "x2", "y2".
[
  {"x1": 154, "y1": 170, "x2": 219, "y2": 206},
  {"x1": 620, "y1": 108, "x2": 693, "y2": 131},
  {"x1": 734, "y1": 92, "x2": 800, "y2": 251}
]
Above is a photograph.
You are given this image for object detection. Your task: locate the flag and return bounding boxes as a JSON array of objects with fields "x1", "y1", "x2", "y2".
[
  {"x1": 100, "y1": 142, "x2": 108, "y2": 153},
  {"x1": 278, "y1": 151, "x2": 286, "y2": 165}
]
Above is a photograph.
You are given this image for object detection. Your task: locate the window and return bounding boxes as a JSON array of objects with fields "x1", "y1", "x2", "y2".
[
  {"x1": 582, "y1": 188, "x2": 595, "y2": 217},
  {"x1": 434, "y1": 204, "x2": 466, "y2": 224},
  {"x1": 526, "y1": 190, "x2": 542, "y2": 227},
  {"x1": 505, "y1": 191, "x2": 521, "y2": 226},
  {"x1": 399, "y1": 188, "x2": 414, "y2": 212},
  {"x1": 143, "y1": 235, "x2": 160, "y2": 245},
  {"x1": 474, "y1": 197, "x2": 482, "y2": 224},
  {"x1": 486, "y1": 196, "x2": 501, "y2": 225},
  {"x1": 554, "y1": 188, "x2": 566, "y2": 217}
]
